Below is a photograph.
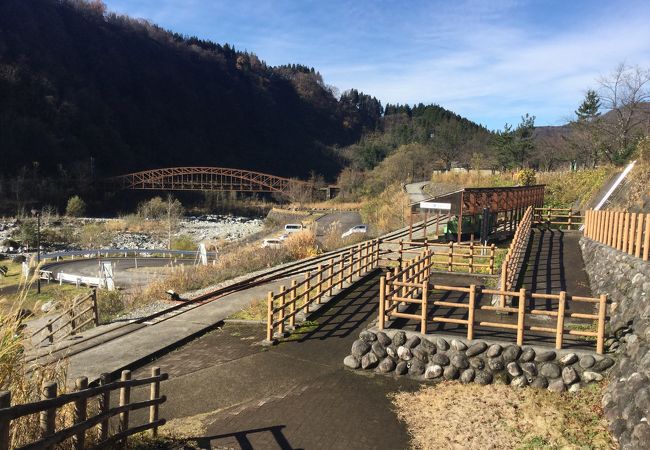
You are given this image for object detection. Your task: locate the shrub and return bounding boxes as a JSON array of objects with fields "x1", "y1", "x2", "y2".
[
  {"x1": 284, "y1": 231, "x2": 319, "y2": 259},
  {"x1": 517, "y1": 168, "x2": 537, "y2": 186},
  {"x1": 171, "y1": 234, "x2": 196, "y2": 251},
  {"x1": 65, "y1": 195, "x2": 87, "y2": 217}
]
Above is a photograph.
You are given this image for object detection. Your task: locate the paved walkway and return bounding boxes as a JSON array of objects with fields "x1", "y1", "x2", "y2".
[{"x1": 131, "y1": 272, "x2": 418, "y2": 450}]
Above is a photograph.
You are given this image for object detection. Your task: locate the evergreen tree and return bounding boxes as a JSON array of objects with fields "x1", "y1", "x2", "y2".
[{"x1": 575, "y1": 89, "x2": 601, "y2": 122}]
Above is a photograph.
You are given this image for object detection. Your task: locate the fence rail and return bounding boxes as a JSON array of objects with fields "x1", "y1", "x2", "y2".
[
  {"x1": 584, "y1": 210, "x2": 650, "y2": 261},
  {"x1": 266, "y1": 240, "x2": 380, "y2": 341},
  {"x1": 533, "y1": 207, "x2": 584, "y2": 229},
  {"x1": 0, "y1": 368, "x2": 167, "y2": 450},
  {"x1": 378, "y1": 253, "x2": 608, "y2": 353},
  {"x1": 500, "y1": 206, "x2": 533, "y2": 300},
  {"x1": 31, "y1": 290, "x2": 99, "y2": 346}
]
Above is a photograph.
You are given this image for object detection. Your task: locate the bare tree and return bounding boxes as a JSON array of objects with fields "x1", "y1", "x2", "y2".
[{"x1": 597, "y1": 63, "x2": 650, "y2": 162}]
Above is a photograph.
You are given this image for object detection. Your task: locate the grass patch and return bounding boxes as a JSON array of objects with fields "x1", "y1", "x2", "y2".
[
  {"x1": 281, "y1": 320, "x2": 319, "y2": 342},
  {"x1": 0, "y1": 282, "x2": 82, "y2": 317},
  {"x1": 228, "y1": 299, "x2": 267, "y2": 321},
  {"x1": 0, "y1": 260, "x2": 22, "y2": 289},
  {"x1": 391, "y1": 381, "x2": 614, "y2": 450}
]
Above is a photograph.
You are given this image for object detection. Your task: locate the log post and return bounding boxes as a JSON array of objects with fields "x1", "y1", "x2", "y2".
[
  {"x1": 628, "y1": 213, "x2": 637, "y2": 255},
  {"x1": 378, "y1": 276, "x2": 386, "y2": 330},
  {"x1": 568, "y1": 208, "x2": 573, "y2": 230},
  {"x1": 278, "y1": 286, "x2": 286, "y2": 335},
  {"x1": 448, "y1": 242, "x2": 453, "y2": 272},
  {"x1": 289, "y1": 280, "x2": 297, "y2": 328},
  {"x1": 469, "y1": 242, "x2": 474, "y2": 274},
  {"x1": 316, "y1": 264, "x2": 323, "y2": 303},
  {"x1": 72, "y1": 377, "x2": 88, "y2": 450},
  {"x1": 119, "y1": 370, "x2": 132, "y2": 443},
  {"x1": 634, "y1": 214, "x2": 644, "y2": 258},
  {"x1": 266, "y1": 291, "x2": 273, "y2": 341},
  {"x1": 467, "y1": 284, "x2": 476, "y2": 341},
  {"x1": 305, "y1": 271, "x2": 311, "y2": 313},
  {"x1": 40, "y1": 381, "x2": 57, "y2": 450},
  {"x1": 149, "y1": 367, "x2": 161, "y2": 437},
  {"x1": 617, "y1": 211, "x2": 625, "y2": 250},
  {"x1": 555, "y1": 291, "x2": 566, "y2": 350},
  {"x1": 597, "y1": 294, "x2": 607, "y2": 354},
  {"x1": 92, "y1": 289, "x2": 99, "y2": 326},
  {"x1": 644, "y1": 213, "x2": 650, "y2": 261},
  {"x1": 327, "y1": 258, "x2": 334, "y2": 294},
  {"x1": 489, "y1": 244, "x2": 495, "y2": 275},
  {"x1": 622, "y1": 212, "x2": 630, "y2": 250},
  {"x1": 420, "y1": 279, "x2": 428, "y2": 334},
  {"x1": 516, "y1": 288, "x2": 526, "y2": 346},
  {"x1": 0, "y1": 391, "x2": 10, "y2": 450},
  {"x1": 98, "y1": 373, "x2": 110, "y2": 442}
]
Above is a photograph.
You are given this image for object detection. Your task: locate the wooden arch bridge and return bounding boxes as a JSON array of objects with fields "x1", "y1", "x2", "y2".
[{"x1": 110, "y1": 167, "x2": 311, "y2": 193}]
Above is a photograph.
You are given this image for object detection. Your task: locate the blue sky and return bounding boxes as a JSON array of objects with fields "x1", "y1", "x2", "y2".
[{"x1": 103, "y1": 0, "x2": 650, "y2": 130}]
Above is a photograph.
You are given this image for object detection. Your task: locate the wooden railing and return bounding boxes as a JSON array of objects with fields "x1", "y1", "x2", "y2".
[
  {"x1": 381, "y1": 240, "x2": 496, "y2": 274},
  {"x1": 266, "y1": 239, "x2": 380, "y2": 341},
  {"x1": 534, "y1": 207, "x2": 584, "y2": 229},
  {"x1": 584, "y1": 210, "x2": 650, "y2": 261},
  {"x1": 499, "y1": 206, "x2": 533, "y2": 301},
  {"x1": 0, "y1": 368, "x2": 167, "y2": 450},
  {"x1": 31, "y1": 290, "x2": 99, "y2": 346},
  {"x1": 378, "y1": 266, "x2": 609, "y2": 353}
]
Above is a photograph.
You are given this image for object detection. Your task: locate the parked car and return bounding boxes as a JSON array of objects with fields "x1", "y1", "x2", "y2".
[
  {"x1": 261, "y1": 238, "x2": 283, "y2": 248},
  {"x1": 278, "y1": 233, "x2": 290, "y2": 241},
  {"x1": 284, "y1": 223, "x2": 304, "y2": 233},
  {"x1": 341, "y1": 224, "x2": 368, "y2": 238}
]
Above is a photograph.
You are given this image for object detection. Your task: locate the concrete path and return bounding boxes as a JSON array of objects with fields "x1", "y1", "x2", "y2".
[
  {"x1": 405, "y1": 181, "x2": 430, "y2": 204},
  {"x1": 130, "y1": 272, "x2": 417, "y2": 450}
]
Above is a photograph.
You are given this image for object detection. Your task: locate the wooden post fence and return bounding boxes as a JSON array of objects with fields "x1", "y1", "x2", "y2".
[{"x1": 583, "y1": 210, "x2": 649, "y2": 261}]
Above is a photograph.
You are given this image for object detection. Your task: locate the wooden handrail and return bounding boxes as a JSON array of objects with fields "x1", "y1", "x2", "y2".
[{"x1": 584, "y1": 209, "x2": 649, "y2": 262}]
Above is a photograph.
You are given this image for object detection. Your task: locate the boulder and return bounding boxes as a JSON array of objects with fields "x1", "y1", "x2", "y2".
[
  {"x1": 371, "y1": 341, "x2": 387, "y2": 359},
  {"x1": 450, "y1": 339, "x2": 467, "y2": 351},
  {"x1": 386, "y1": 344, "x2": 398, "y2": 358},
  {"x1": 593, "y1": 356, "x2": 615, "y2": 371},
  {"x1": 466, "y1": 341, "x2": 488, "y2": 357},
  {"x1": 487, "y1": 344, "x2": 503, "y2": 357},
  {"x1": 343, "y1": 355, "x2": 360, "y2": 369},
  {"x1": 548, "y1": 379, "x2": 566, "y2": 392},
  {"x1": 451, "y1": 353, "x2": 469, "y2": 369},
  {"x1": 361, "y1": 352, "x2": 379, "y2": 370},
  {"x1": 582, "y1": 371, "x2": 604, "y2": 383},
  {"x1": 540, "y1": 362, "x2": 561, "y2": 378},
  {"x1": 488, "y1": 356, "x2": 505, "y2": 371},
  {"x1": 376, "y1": 331, "x2": 392, "y2": 347},
  {"x1": 562, "y1": 366, "x2": 579, "y2": 385},
  {"x1": 559, "y1": 353, "x2": 578, "y2": 365},
  {"x1": 519, "y1": 347, "x2": 536, "y2": 362},
  {"x1": 359, "y1": 330, "x2": 377, "y2": 343},
  {"x1": 351, "y1": 339, "x2": 370, "y2": 358},
  {"x1": 469, "y1": 357, "x2": 485, "y2": 370},
  {"x1": 475, "y1": 371, "x2": 493, "y2": 385},
  {"x1": 493, "y1": 372, "x2": 510, "y2": 385},
  {"x1": 443, "y1": 365, "x2": 459, "y2": 380},
  {"x1": 377, "y1": 357, "x2": 396, "y2": 373},
  {"x1": 425, "y1": 364, "x2": 443, "y2": 379},
  {"x1": 436, "y1": 337, "x2": 449, "y2": 351},
  {"x1": 502, "y1": 345, "x2": 521, "y2": 362},
  {"x1": 419, "y1": 338, "x2": 437, "y2": 355},
  {"x1": 408, "y1": 359, "x2": 425, "y2": 376},
  {"x1": 530, "y1": 376, "x2": 549, "y2": 389},
  {"x1": 511, "y1": 375, "x2": 528, "y2": 388},
  {"x1": 568, "y1": 383, "x2": 581, "y2": 393},
  {"x1": 535, "y1": 350, "x2": 556, "y2": 362},
  {"x1": 404, "y1": 335, "x2": 421, "y2": 349},
  {"x1": 397, "y1": 346, "x2": 412, "y2": 361},
  {"x1": 460, "y1": 368, "x2": 475, "y2": 384},
  {"x1": 430, "y1": 353, "x2": 450, "y2": 366},
  {"x1": 412, "y1": 346, "x2": 429, "y2": 363},
  {"x1": 521, "y1": 362, "x2": 538, "y2": 377},
  {"x1": 507, "y1": 362, "x2": 522, "y2": 377},
  {"x1": 393, "y1": 331, "x2": 407, "y2": 346},
  {"x1": 395, "y1": 361, "x2": 408, "y2": 375}
]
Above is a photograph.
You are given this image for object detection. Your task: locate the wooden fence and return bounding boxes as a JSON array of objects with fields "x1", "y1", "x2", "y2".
[
  {"x1": 266, "y1": 239, "x2": 380, "y2": 341},
  {"x1": 584, "y1": 210, "x2": 650, "y2": 261},
  {"x1": 378, "y1": 254, "x2": 608, "y2": 353},
  {"x1": 0, "y1": 368, "x2": 167, "y2": 450},
  {"x1": 499, "y1": 206, "x2": 533, "y2": 301},
  {"x1": 533, "y1": 207, "x2": 584, "y2": 229},
  {"x1": 31, "y1": 290, "x2": 99, "y2": 346},
  {"x1": 380, "y1": 240, "x2": 496, "y2": 274}
]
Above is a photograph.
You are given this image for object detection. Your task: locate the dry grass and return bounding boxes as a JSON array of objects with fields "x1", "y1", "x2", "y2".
[
  {"x1": 298, "y1": 200, "x2": 363, "y2": 210},
  {"x1": 391, "y1": 382, "x2": 614, "y2": 450}
]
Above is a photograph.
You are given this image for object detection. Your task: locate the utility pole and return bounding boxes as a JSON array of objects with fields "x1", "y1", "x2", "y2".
[{"x1": 31, "y1": 208, "x2": 41, "y2": 294}]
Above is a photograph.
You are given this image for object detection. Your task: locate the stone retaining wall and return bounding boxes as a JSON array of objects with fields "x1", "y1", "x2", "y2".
[
  {"x1": 344, "y1": 329, "x2": 613, "y2": 392},
  {"x1": 580, "y1": 237, "x2": 650, "y2": 449}
]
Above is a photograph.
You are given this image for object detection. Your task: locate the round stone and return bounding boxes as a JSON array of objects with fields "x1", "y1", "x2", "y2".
[
  {"x1": 386, "y1": 345, "x2": 398, "y2": 358},
  {"x1": 343, "y1": 355, "x2": 360, "y2": 369},
  {"x1": 397, "y1": 346, "x2": 412, "y2": 361},
  {"x1": 593, "y1": 356, "x2": 615, "y2": 371},
  {"x1": 582, "y1": 371, "x2": 604, "y2": 383},
  {"x1": 548, "y1": 379, "x2": 566, "y2": 392},
  {"x1": 475, "y1": 371, "x2": 493, "y2": 385},
  {"x1": 521, "y1": 362, "x2": 538, "y2": 377},
  {"x1": 404, "y1": 335, "x2": 421, "y2": 349},
  {"x1": 351, "y1": 339, "x2": 370, "y2": 358},
  {"x1": 361, "y1": 352, "x2": 379, "y2": 370},
  {"x1": 493, "y1": 372, "x2": 510, "y2": 385},
  {"x1": 371, "y1": 341, "x2": 387, "y2": 359},
  {"x1": 436, "y1": 337, "x2": 450, "y2": 351},
  {"x1": 451, "y1": 339, "x2": 467, "y2": 351},
  {"x1": 568, "y1": 383, "x2": 581, "y2": 393},
  {"x1": 540, "y1": 362, "x2": 561, "y2": 378},
  {"x1": 395, "y1": 361, "x2": 408, "y2": 375},
  {"x1": 419, "y1": 338, "x2": 437, "y2": 355},
  {"x1": 430, "y1": 353, "x2": 450, "y2": 366},
  {"x1": 502, "y1": 345, "x2": 521, "y2": 362},
  {"x1": 579, "y1": 355, "x2": 596, "y2": 369},
  {"x1": 507, "y1": 362, "x2": 522, "y2": 377},
  {"x1": 511, "y1": 375, "x2": 528, "y2": 388},
  {"x1": 562, "y1": 366, "x2": 579, "y2": 385},
  {"x1": 519, "y1": 347, "x2": 536, "y2": 362},
  {"x1": 359, "y1": 330, "x2": 377, "y2": 343},
  {"x1": 443, "y1": 365, "x2": 459, "y2": 380},
  {"x1": 412, "y1": 346, "x2": 429, "y2": 362},
  {"x1": 488, "y1": 356, "x2": 505, "y2": 371},
  {"x1": 487, "y1": 344, "x2": 503, "y2": 357},
  {"x1": 393, "y1": 331, "x2": 407, "y2": 346},
  {"x1": 559, "y1": 353, "x2": 578, "y2": 365},
  {"x1": 469, "y1": 357, "x2": 485, "y2": 370},
  {"x1": 425, "y1": 364, "x2": 443, "y2": 379},
  {"x1": 460, "y1": 368, "x2": 475, "y2": 384},
  {"x1": 530, "y1": 376, "x2": 549, "y2": 389},
  {"x1": 376, "y1": 331, "x2": 392, "y2": 347},
  {"x1": 408, "y1": 359, "x2": 425, "y2": 376},
  {"x1": 535, "y1": 350, "x2": 557, "y2": 362},
  {"x1": 466, "y1": 341, "x2": 488, "y2": 357},
  {"x1": 451, "y1": 353, "x2": 470, "y2": 369},
  {"x1": 377, "y1": 357, "x2": 396, "y2": 373}
]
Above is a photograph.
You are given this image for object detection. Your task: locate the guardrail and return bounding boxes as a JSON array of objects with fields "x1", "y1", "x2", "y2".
[
  {"x1": 533, "y1": 207, "x2": 584, "y2": 229},
  {"x1": 31, "y1": 290, "x2": 99, "y2": 346},
  {"x1": 584, "y1": 210, "x2": 650, "y2": 261},
  {"x1": 378, "y1": 255, "x2": 608, "y2": 353},
  {"x1": 266, "y1": 240, "x2": 380, "y2": 341},
  {"x1": 41, "y1": 248, "x2": 216, "y2": 262},
  {"x1": 380, "y1": 240, "x2": 496, "y2": 274},
  {"x1": 499, "y1": 206, "x2": 533, "y2": 302},
  {"x1": 0, "y1": 368, "x2": 166, "y2": 450}
]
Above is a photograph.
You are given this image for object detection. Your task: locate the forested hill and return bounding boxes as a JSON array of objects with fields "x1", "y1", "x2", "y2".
[{"x1": 0, "y1": 0, "x2": 387, "y2": 179}]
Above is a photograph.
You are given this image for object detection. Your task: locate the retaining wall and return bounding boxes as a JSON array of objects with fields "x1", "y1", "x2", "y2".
[{"x1": 580, "y1": 237, "x2": 650, "y2": 449}]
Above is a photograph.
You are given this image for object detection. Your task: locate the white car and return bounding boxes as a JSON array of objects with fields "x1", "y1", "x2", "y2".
[
  {"x1": 284, "y1": 224, "x2": 304, "y2": 233},
  {"x1": 341, "y1": 225, "x2": 368, "y2": 238},
  {"x1": 261, "y1": 238, "x2": 283, "y2": 248}
]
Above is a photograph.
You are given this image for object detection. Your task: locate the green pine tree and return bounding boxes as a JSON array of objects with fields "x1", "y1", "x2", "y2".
[{"x1": 575, "y1": 89, "x2": 601, "y2": 122}]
